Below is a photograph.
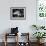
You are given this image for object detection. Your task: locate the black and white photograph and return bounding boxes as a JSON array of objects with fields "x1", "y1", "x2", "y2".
[{"x1": 10, "y1": 7, "x2": 26, "y2": 20}]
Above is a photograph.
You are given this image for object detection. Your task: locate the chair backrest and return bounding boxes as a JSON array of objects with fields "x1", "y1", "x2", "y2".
[{"x1": 18, "y1": 33, "x2": 29, "y2": 42}]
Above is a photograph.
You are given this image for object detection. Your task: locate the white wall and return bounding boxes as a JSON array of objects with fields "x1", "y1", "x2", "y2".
[{"x1": 0, "y1": 0, "x2": 36, "y2": 42}]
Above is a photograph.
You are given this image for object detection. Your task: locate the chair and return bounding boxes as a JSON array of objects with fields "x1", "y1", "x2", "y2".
[
  {"x1": 4, "y1": 33, "x2": 18, "y2": 46},
  {"x1": 4, "y1": 27, "x2": 19, "y2": 46},
  {"x1": 18, "y1": 33, "x2": 30, "y2": 46}
]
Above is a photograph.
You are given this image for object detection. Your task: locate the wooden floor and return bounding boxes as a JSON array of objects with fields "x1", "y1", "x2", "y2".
[{"x1": 0, "y1": 42, "x2": 46, "y2": 46}]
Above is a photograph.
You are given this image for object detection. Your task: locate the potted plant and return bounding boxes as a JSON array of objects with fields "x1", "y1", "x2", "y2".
[{"x1": 33, "y1": 32, "x2": 46, "y2": 43}]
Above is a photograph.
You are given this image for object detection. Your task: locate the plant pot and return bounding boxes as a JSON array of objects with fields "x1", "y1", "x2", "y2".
[
  {"x1": 37, "y1": 39, "x2": 45, "y2": 44},
  {"x1": 40, "y1": 38, "x2": 45, "y2": 43}
]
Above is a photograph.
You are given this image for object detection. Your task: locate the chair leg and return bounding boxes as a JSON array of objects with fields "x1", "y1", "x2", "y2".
[{"x1": 4, "y1": 41, "x2": 7, "y2": 46}]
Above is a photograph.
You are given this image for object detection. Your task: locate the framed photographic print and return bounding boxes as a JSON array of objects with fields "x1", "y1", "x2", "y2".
[{"x1": 10, "y1": 7, "x2": 26, "y2": 20}]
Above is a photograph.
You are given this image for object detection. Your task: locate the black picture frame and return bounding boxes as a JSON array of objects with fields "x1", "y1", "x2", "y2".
[{"x1": 10, "y1": 7, "x2": 26, "y2": 20}]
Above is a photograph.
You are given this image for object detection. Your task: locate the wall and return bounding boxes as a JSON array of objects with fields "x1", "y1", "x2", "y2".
[{"x1": 0, "y1": 0, "x2": 36, "y2": 42}]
